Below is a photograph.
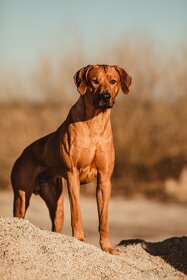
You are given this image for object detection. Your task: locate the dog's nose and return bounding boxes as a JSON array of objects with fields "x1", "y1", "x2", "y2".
[{"x1": 102, "y1": 93, "x2": 111, "y2": 101}]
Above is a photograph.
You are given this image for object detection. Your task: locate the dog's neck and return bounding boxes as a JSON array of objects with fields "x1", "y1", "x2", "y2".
[{"x1": 69, "y1": 93, "x2": 111, "y2": 124}]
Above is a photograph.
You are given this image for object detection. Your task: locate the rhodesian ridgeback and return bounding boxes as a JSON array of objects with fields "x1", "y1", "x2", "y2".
[{"x1": 11, "y1": 64, "x2": 132, "y2": 254}]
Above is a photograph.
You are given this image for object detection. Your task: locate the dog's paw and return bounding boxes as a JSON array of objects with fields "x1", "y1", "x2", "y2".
[
  {"x1": 74, "y1": 233, "x2": 86, "y2": 242},
  {"x1": 102, "y1": 247, "x2": 120, "y2": 255},
  {"x1": 108, "y1": 247, "x2": 120, "y2": 255}
]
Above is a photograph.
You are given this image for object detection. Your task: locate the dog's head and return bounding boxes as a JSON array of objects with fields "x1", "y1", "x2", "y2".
[{"x1": 74, "y1": 64, "x2": 132, "y2": 110}]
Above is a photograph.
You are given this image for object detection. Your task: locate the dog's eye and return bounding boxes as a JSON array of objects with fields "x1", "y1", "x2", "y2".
[
  {"x1": 92, "y1": 79, "x2": 99, "y2": 85},
  {"x1": 109, "y1": 79, "x2": 117, "y2": 85}
]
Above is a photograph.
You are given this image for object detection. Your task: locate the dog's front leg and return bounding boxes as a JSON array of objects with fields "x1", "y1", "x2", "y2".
[
  {"x1": 67, "y1": 171, "x2": 86, "y2": 242},
  {"x1": 96, "y1": 174, "x2": 119, "y2": 254}
]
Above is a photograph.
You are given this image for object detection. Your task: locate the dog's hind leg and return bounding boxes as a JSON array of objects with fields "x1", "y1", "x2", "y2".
[
  {"x1": 13, "y1": 189, "x2": 32, "y2": 218},
  {"x1": 12, "y1": 168, "x2": 34, "y2": 219},
  {"x1": 38, "y1": 174, "x2": 64, "y2": 233},
  {"x1": 11, "y1": 151, "x2": 38, "y2": 219}
]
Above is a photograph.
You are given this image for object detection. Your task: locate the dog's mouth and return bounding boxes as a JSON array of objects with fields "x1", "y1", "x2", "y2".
[
  {"x1": 93, "y1": 93, "x2": 114, "y2": 110},
  {"x1": 97, "y1": 102, "x2": 113, "y2": 110}
]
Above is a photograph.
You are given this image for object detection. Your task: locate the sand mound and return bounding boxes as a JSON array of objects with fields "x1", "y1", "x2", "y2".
[{"x1": 0, "y1": 217, "x2": 186, "y2": 280}]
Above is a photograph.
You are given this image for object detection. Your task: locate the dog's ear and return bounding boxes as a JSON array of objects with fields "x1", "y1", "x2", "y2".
[
  {"x1": 73, "y1": 65, "x2": 93, "y2": 95},
  {"x1": 114, "y1": 66, "x2": 132, "y2": 94}
]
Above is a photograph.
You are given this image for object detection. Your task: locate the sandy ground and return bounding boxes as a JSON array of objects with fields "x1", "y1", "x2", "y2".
[
  {"x1": 0, "y1": 217, "x2": 187, "y2": 280},
  {"x1": 0, "y1": 191, "x2": 187, "y2": 279}
]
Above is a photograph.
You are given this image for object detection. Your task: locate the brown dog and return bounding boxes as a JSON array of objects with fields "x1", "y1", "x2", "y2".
[{"x1": 11, "y1": 64, "x2": 132, "y2": 254}]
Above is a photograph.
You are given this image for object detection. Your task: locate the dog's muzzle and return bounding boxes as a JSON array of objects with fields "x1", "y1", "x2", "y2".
[{"x1": 94, "y1": 92, "x2": 113, "y2": 110}]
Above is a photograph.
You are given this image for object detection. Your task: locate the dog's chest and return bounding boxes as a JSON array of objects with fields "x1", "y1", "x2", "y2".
[
  {"x1": 70, "y1": 133, "x2": 99, "y2": 167},
  {"x1": 62, "y1": 121, "x2": 113, "y2": 180},
  {"x1": 67, "y1": 134, "x2": 99, "y2": 183}
]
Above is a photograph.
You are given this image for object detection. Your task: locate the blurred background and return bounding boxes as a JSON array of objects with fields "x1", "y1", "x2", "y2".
[{"x1": 0, "y1": 0, "x2": 187, "y2": 244}]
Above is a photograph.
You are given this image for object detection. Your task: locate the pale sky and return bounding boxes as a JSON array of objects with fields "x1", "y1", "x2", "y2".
[{"x1": 0, "y1": 0, "x2": 187, "y2": 72}]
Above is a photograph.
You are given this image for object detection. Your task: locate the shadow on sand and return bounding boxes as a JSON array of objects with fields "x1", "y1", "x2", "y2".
[{"x1": 118, "y1": 236, "x2": 187, "y2": 275}]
